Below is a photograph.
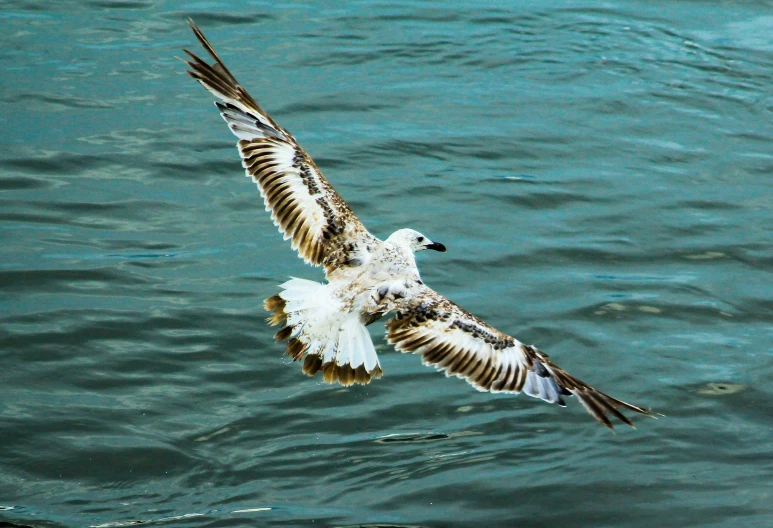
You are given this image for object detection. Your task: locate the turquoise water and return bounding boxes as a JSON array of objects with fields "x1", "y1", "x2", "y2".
[{"x1": 3, "y1": 1, "x2": 773, "y2": 526}]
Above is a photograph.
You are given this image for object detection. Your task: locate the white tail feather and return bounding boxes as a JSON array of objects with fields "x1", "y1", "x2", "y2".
[{"x1": 274, "y1": 278, "x2": 381, "y2": 385}]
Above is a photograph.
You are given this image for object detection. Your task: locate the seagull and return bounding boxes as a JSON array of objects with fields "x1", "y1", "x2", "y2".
[{"x1": 183, "y1": 20, "x2": 654, "y2": 429}]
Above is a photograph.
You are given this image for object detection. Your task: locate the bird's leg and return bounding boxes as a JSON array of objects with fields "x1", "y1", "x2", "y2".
[{"x1": 369, "y1": 282, "x2": 407, "y2": 311}]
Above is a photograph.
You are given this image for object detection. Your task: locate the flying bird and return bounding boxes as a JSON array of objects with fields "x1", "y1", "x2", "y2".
[{"x1": 183, "y1": 20, "x2": 653, "y2": 429}]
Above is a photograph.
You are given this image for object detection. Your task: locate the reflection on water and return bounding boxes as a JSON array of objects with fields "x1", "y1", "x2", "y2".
[
  {"x1": 375, "y1": 433, "x2": 452, "y2": 444},
  {"x1": 3, "y1": 1, "x2": 773, "y2": 527},
  {"x1": 695, "y1": 382, "x2": 748, "y2": 396}
]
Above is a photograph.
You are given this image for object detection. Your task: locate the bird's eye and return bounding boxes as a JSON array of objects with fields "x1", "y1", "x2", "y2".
[{"x1": 417, "y1": 236, "x2": 425, "y2": 242}]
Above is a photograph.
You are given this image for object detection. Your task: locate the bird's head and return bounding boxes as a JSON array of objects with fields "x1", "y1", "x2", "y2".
[{"x1": 386, "y1": 228, "x2": 446, "y2": 253}]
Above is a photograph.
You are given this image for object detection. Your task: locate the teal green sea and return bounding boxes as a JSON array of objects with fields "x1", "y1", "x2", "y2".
[{"x1": 2, "y1": 1, "x2": 773, "y2": 527}]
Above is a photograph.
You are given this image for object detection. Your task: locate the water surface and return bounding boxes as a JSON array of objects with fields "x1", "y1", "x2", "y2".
[{"x1": 2, "y1": 1, "x2": 773, "y2": 527}]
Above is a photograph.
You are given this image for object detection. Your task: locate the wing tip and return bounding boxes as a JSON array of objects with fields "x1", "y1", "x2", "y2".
[{"x1": 576, "y1": 389, "x2": 658, "y2": 431}]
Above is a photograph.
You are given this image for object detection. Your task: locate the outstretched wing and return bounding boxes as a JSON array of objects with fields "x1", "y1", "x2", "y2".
[
  {"x1": 183, "y1": 20, "x2": 377, "y2": 274},
  {"x1": 386, "y1": 286, "x2": 653, "y2": 429}
]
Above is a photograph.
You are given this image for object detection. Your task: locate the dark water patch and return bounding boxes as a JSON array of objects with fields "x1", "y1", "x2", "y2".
[
  {"x1": 218, "y1": 195, "x2": 266, "y2": 213},
  {"x1": 0, "y1": 519, "x2": 54, "y2": 528},
  {"x1": 668, "y1": 199, "x2": 745, "y2": 211},
  {"x1": 726, "y1": 131, "x2": 773, "y2": 143},
  {"x1": 383, "y1": 480, "x2": 749, "y2": 527},
  {"x1": 356, "y1": 138, "x2": 533, "y2": 165},
  {"x1": 334, "y1": 524, "x2": 429, "y2": 528},
  {"x1": 89, "y1": 511, "x2": 215, "y2": 527},
  {"x1": 0, "y1": 176, "x2": 53, "y2": 191},
  {"x1": 305, "y1": 156, "x2": 354, "y2": 170},
  {"x1": 56, "y1": 238, "x2": 182, "y2": 252},
  {"x1": 1, "y1": 152, "x2": 107, "y2": 175},
  {"x1": 2, "y1": 91, "x2": 113, "y2": 110},
  {"x1": 2, "y1": 414, "x2": 144, "y2": 454},
  {"x1": 470, "y1": 14, "x2": 521, "y2": 26},
  {"x1": 279, "y1": 100, "x2": 397, "y2": 116},
  {"x1": 1, "y1": 198, "x2": 189, "y2": 232},
  {"x1": 731, "y1": 298, "x2": 773, "y2": 320},
  {"x1": 0, "y1": 268, "x2": 150, "y2": 295},
  {"x1": 329, "y1": 33, "x2": 369, "y2": 42},
  {"x1": 484, "y1": 190, "x2": 603, "y2": 210},
  {"x1": 151, "y1": 159, "x2": 241, "y2": 180},
  {"x1": 373, "y1": 10, "x2": 460, "y2": 23},
  {"x1": 0, "y1": 308, "x2": 265, "y2": 365},
  {"x1": 743, "y1": 159, "x2": 773, "y2": 176},
  {"x1": 122, "y1": 258, "x2": 199, "y2": 270},
  {"x1": 666, "y1": 222, "x2": 730, "y2": 238},
  {"x1": 302, "y1": 38, "x2": 470, "y2": 68},
  {"x1": 0, "y1": 1, "x2": 52, "y2": 13},
  {"x1": 20, "y1": 445, "x2": 199, "y2": 483},
  {"x1": 86, "y1": 0, "x2": 151, "y2": 9},
  {"x1": 373, "y1": 140, "x2": 451, "y2": 160},
  {"x1": 161, "y1": 11, "x2": 276, "y2": 26},
  {"x1": 301, "y1": 50, "x2": 383, "y2": 67},
  {"x1": 475, "y1": 245, "x2": 770, "y2": 273}
]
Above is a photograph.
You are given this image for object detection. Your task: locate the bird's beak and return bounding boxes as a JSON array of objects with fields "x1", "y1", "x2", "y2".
[{"x1": 426, "y1": 241, "x2": 446, "y2": 252}]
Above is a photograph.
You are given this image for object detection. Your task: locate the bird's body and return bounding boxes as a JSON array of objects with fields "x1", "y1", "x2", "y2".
[
  {"x1": 184, "y1": 21, "x2": 654, "y2": 429},
  {"x1": 265, "y1": 230, "x2": 442, "y2": 386}
]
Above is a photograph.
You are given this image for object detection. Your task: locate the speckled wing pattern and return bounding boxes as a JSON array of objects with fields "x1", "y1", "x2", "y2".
[
  {"x1": 183, "y1": 20, "x2": 376, "y2": 273},
  {"x1": 387, "y1": 286, "x2": 652, "y2": 429}
]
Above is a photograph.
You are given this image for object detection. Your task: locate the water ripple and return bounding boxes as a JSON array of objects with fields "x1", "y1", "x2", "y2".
[{"x1": 3, "y1": 2, "x2": 773, "y2": 528}]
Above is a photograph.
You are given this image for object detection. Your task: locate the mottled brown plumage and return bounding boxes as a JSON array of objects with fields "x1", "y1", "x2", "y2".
[
  {"x1": 386, "y1": 287, "x2": 650, "y2": 429},
  {"x1": 184, "y1": 21, "x2": 376, "y2": 273}
]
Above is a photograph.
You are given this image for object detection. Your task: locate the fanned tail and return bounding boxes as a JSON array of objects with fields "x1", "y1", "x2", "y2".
[{"x1": 264, "y1": 278, "x2": 382, "y2": 386}]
